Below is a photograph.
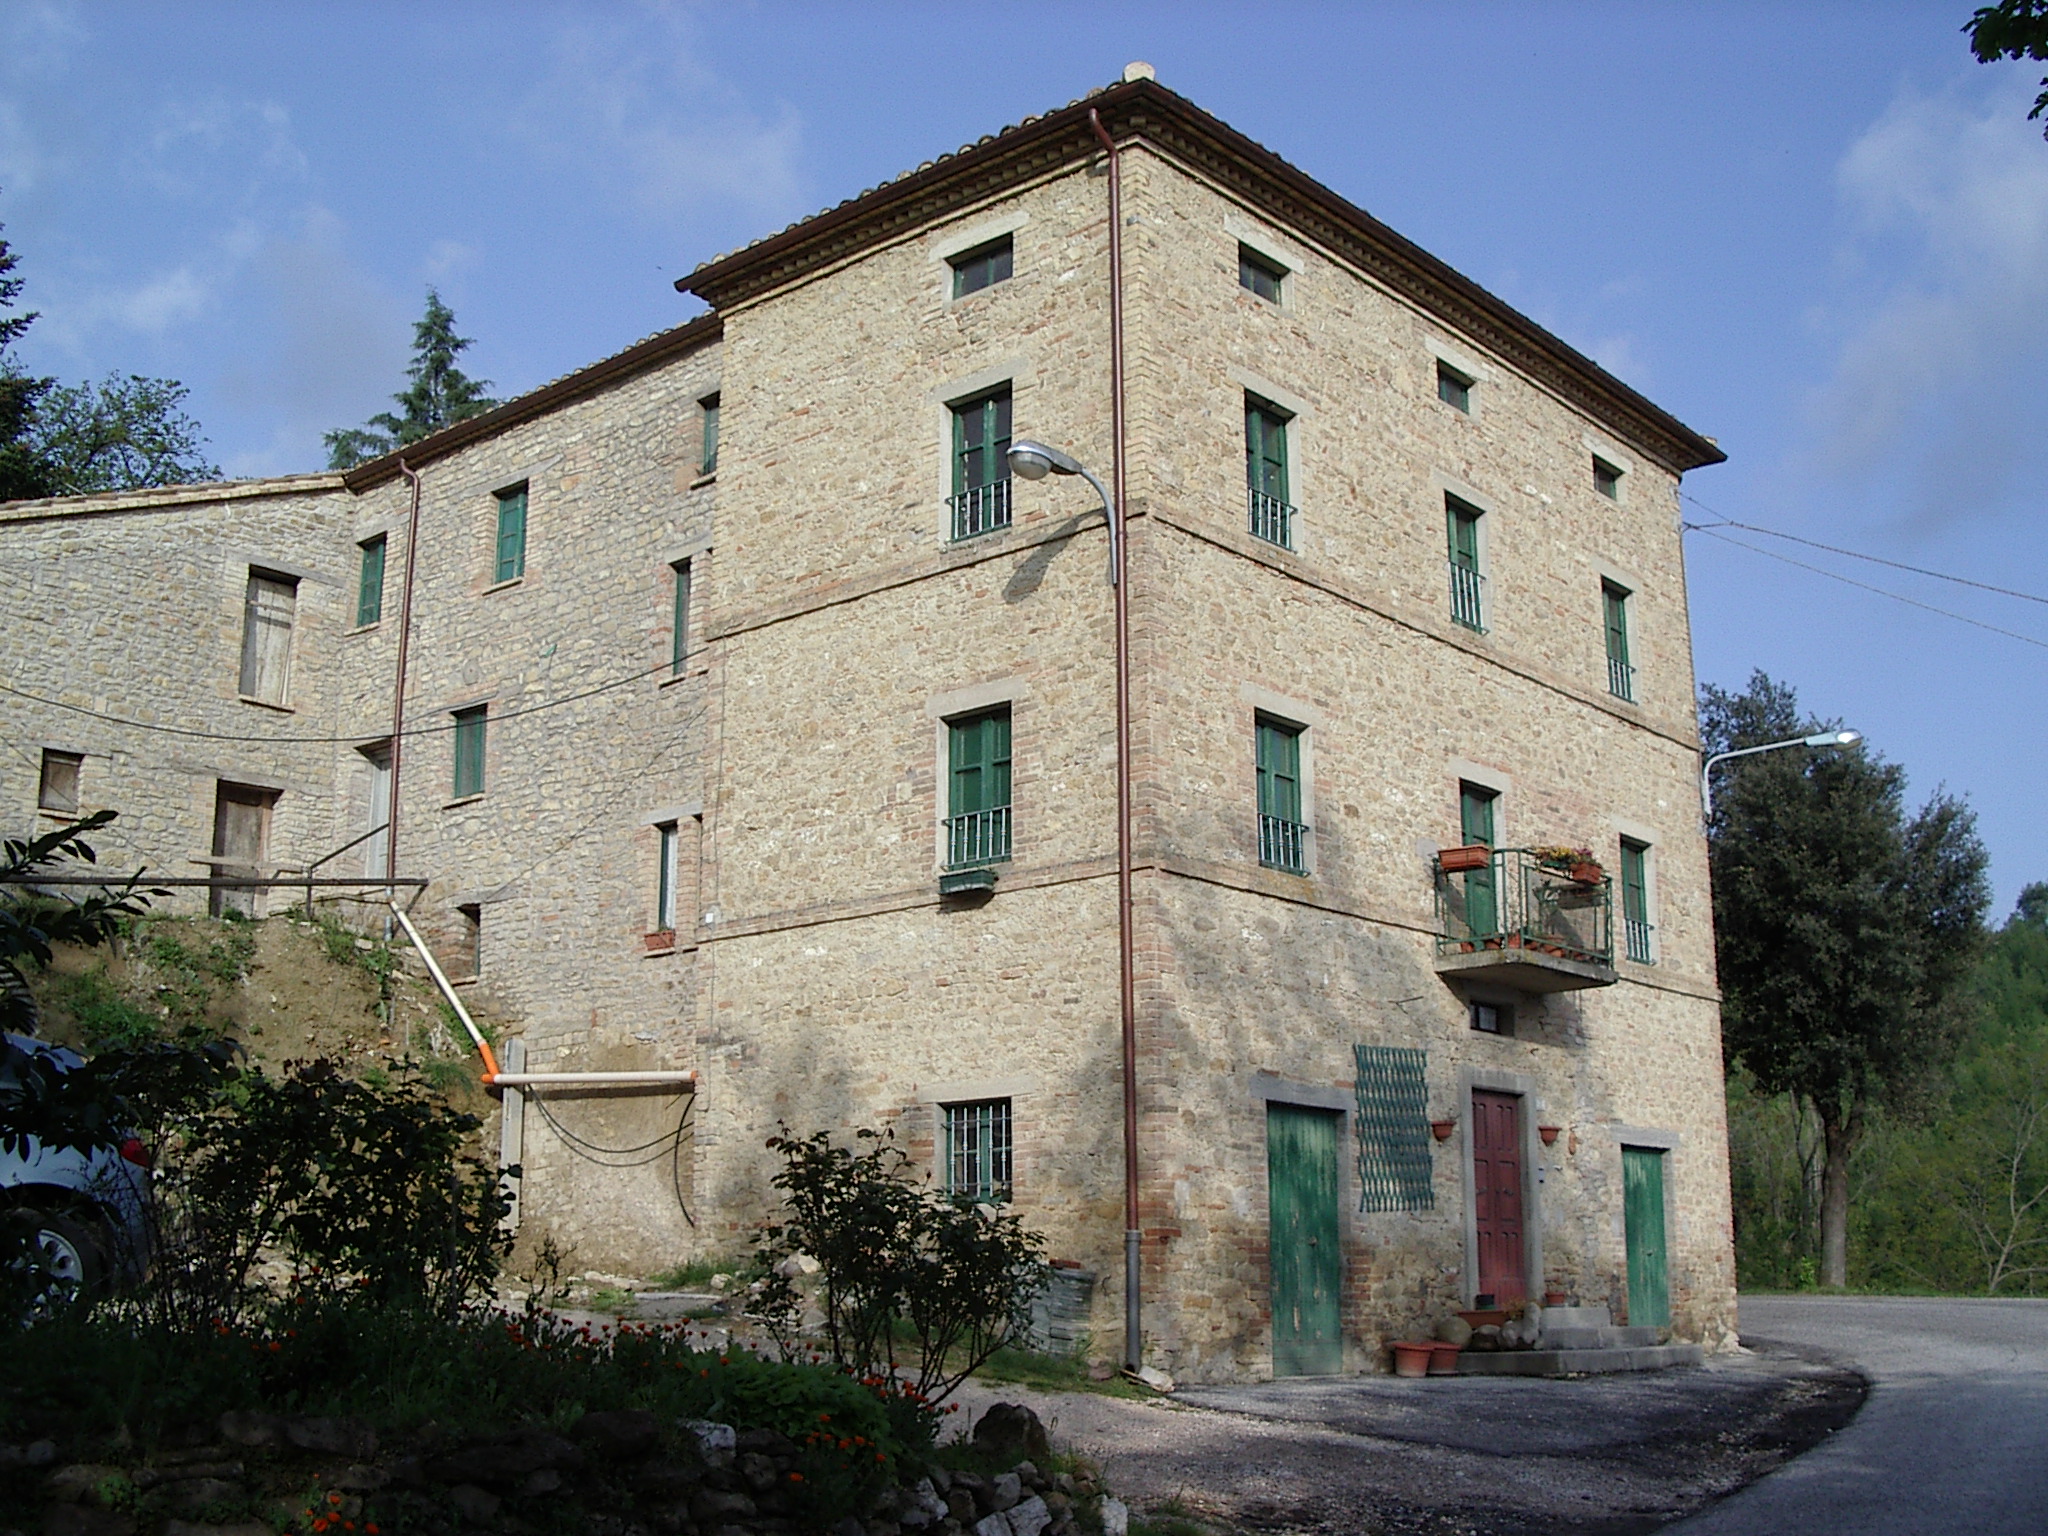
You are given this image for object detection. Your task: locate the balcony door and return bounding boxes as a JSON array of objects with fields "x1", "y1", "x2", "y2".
[{"x1": 1459, "y1": 783, "x2": 1499, "y2": 937}]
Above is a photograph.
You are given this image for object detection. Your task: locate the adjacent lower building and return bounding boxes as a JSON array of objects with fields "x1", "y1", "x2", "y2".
[{"x1": 0, "y1": 72, "x2": 1738, "y2": 1379}]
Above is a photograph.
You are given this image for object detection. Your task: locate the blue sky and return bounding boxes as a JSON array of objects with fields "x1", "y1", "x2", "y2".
[{"x1": 3, "y1": 1, "x2": 2043, "y2": 914}]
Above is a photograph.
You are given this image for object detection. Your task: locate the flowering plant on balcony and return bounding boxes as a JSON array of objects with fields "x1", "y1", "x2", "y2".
[{"x1": 1528, "y1": 845, "x2": 1595, "y2": 869}]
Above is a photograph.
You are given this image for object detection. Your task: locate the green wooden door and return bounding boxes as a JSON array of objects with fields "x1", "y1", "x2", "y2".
[
  {"x1": 1459, "y1": 783, "x2": 1499, "y2": 938},
  {"x1": 1623, "y1": 1146, "x2": 1670, "y2": 1328},
  {"x1": 1268, "y1": 1103, "x2": 1342, "y2": 1375}
]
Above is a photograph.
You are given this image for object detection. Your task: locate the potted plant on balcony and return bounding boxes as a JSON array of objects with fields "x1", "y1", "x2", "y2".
[
  {"x1": 1531, "y1": 845, "x2": 1602, "y2": 883},
  {"x1": 1438, "y1": 844, "x2": 1491, "y2": 873}
]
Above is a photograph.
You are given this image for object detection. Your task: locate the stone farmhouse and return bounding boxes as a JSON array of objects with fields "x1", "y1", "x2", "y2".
[{"x1": 1, "y1": 71, "x2": 1735, "y2": 1380}]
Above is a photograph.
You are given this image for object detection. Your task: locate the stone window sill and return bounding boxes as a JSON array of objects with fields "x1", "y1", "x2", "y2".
[
  {"x1": 690, "y1": 472, "x2": 717, "y2": 490},
  {"x1": 348, "y1": 621, "x2": 382, "y2": 636},
  {"x1": 445, "y1": 794, "x2": 486, "y2": 809},
  {"x1": 237, "y1": 696, "x2": 295, "y2": 713},
  {"x1": 484, "y1": 577, "x2": 525, "y2": 595}
]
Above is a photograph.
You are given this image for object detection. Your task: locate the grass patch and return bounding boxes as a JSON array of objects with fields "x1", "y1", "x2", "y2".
[
  {"x1": 647, "y1": 1255, "x2": 747, "y2": 1290},
  {"x1": 40, "y1": 963, "x2": 164, "y2": 1048},
  {"x1": 313, "y1": 911, "x2": 397, "y2": 989},
  {"x1": 973, "y1": 1345, "x2": 1155, "y2": 1400}
]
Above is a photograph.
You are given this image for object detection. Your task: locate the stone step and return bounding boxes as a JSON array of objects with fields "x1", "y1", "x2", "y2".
[
  {"x1": 1537, "y1": 1305, "x2": 1614, "y2": 1328},
  {"x1": 1458, "y1": 1343, "x2": 1706, "y2": 1377},
  {"x1": 1540, "y1": 1324, "x2": 1666, "y2": 1349}
]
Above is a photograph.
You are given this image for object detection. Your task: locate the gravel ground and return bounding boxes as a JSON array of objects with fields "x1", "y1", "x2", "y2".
[{"x1": 946, "y1": 1345, "x2": 1864, "y2": 1536}]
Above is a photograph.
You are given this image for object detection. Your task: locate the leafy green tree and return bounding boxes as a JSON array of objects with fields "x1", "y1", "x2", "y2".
[
  {"x1": 1703, "y1": 671, "x2": 1990, "y2": 1287},
  {"x1": 1967, "y1": 1, "x2": 2048, "y2": 138},
  {"x1": 324, "y1": 289, "x2": 497, "y2": 469},
  {"x1": 0, "y1": 214, "x2": 56, "y2": 502}
]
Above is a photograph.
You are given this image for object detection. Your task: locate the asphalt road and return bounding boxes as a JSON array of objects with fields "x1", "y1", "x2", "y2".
[{"x1": 1669, "y1": 1295, "x2": 2048, "y2": 1536}]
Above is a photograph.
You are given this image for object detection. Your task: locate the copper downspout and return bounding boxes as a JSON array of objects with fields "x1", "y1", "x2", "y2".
[
  {"x1": 385, "y1": 459, "x2": 424, "y2": 905},
  {"x1": 1089, "y1": 106, "x2": 1141, "y2": 1376}
]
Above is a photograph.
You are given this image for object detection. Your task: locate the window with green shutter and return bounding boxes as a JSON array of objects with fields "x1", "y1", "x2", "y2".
[
  {"x1": 1238, "y1": 244, "x2": 1284, "y2": 303},
  {"x1": 1457, "y1": 781, "x2": 1499, "y2": 936},
  {"x1": 356, "y1": 534, "x2": 386, "y2": 627},
  {"x1": 1593, "y1": 455, "x2": 1622, "y2": 499},
  {"x1": 452, "y1": 706, "x2": 487, "y2": 799},
  {"x1": 1256, "y1": 716, "x2": 1306, "y2": 873},
  {"x1": 700, "y1": 394, "x2": 720, "y2": 476},
  {"x1": 1245, "y1": 395, "x2": 1293, "y2": 547},
  {"x1": 949, "y1": 236, "x2": 1013, "y2": 298},
  {"x1": 1603, "y1": 580, "x2": 1634, "y2": 700},
  {"x1": 494, "y1": 485, "x2": 528, "y2": 583},
  {"x1": 671, "y1": 558, "x2": 693, "y2": 677},
  {"x1": 946, "y1": 707, "x2": 1012, "y2": 867},
  {"x1": 950, "y1": 387, "x2": 1012, "y2": 539},
  {"x1": 1620, "y1": 838, "x2": 1653, "y2": 962},
  {"x1": 1446, "y1": 496, "x2": 1484, "y2": 631},
  {"x1": 1436, "y1": 361, "x2": 1472, "y2": 412}
]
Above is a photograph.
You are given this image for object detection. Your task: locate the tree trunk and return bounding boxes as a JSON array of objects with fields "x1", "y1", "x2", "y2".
[{"x1": 1820, "y1": 1113, "x2": 1856, "y2": 1288}]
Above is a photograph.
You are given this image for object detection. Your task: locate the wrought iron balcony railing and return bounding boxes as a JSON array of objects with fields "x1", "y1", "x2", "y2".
[
  {"x1": 1248, "y1": 488, "x2": 1295, "y2": 549},
  {"x1": 1259, "y1": 814, "x2": 1307, "y2": 874},
  {"x1": 1624, "y1": 916, "x2": 1655, "y2": 964},
  {"x1": 1448, "y1": 562, "x2": 1486, "y2": 632},
  {"x1": 1435, "y1": 847, "x2": 1613, "y2": 967},
  {"x1": 1608, "y1": 655, "x2": 1636, "y2": 702},
  {"x1": 950, "y1": 480, "x2": 1012, "y2": 541},
  {"x1": 946, "y1": 805, "x2": 1012, "y2": 869}
]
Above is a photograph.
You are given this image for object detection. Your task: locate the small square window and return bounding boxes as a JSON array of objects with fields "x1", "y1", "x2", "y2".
[
  {"x1": 38, "y1": 750, "x2": 82, "y2": 815},
  {"x1": 699, "y1": 394, "x2": 720, "y2": 476},
  {"x1": 1436, "y1": 362, "x2": 1473, "y2": 413},
  {"x1": 1593, "y1": 457, "x2": 1622, "y2": 499},
  {"x1": 943, "y1": 1099, "x2": 1013, "y2": 1202},
  {"x1": 495, "y1": 484, "x2": 528, "y2": 583},
  {"x1": 1469, "y1": 1001, "x2": 1510, "y2": 1035},
  {"x1": 452, "y1": 706, "x2": 487, "y2": 799},
  {"x1": 949, "y1": 236, "x2": 1013, "y2": 299},
  {"x1": 1238, "y1": 244, "x2": 1284, "y2": 303}
]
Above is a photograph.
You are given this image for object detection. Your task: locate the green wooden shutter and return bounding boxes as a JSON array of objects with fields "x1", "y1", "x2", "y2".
[
  {"x1": 948, "y1": 709, "x2": 1012, "y2": 816},
  {"x1": 1458, "y1": 783, "x2": 1498, "y2": 936},
  {"x1": 357, "y1": 535, "x2": 386, "y2": 627},
  {"x1": 953, "y1": 389, "x2": 1012, "y2": 495},
  {"x1": 1604, "y1": 583, "x2": 1630, "y2": 664},
  {"x1": 656, "y1": 822, "x2": 677, "y2": 931},
  {"x1": 1620, "y1": 841, "x2": 1648, "y2": 927},
  {"x1": 495, "y1": 486, "x2": 528, "y2": 583},
  {"x1": 700, "y1": 395, "x2": 720, "y2": 475},
  {"x1": 671, "y1": 559, "x2": 692, "y2": 676},
  {"x1": 1245, "y1": 399, "x2": 1288, "y2": 501},
  {"x1": 453, "y1": 707, "x2": 487, "y2": 798},
  {"x1": 1447, "y1": 502, "x2": 1481, "y2": 571},
  {"x1": 1256, "y1": 719, "x2": 1302, "y2": 824},
  {"x1": 1459, "y1": 783, "x2": 1496, "y2": 846}
]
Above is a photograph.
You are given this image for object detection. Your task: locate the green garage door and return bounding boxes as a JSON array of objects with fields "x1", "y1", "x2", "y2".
[{"x1": 1268, "y1": 1103, "x2": 1343, "y2": 1375}]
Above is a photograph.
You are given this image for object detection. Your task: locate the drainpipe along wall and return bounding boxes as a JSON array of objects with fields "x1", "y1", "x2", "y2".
[
  {"x1": 384, "y1": 459, "x2": 424, "y2": 904},
  {"x1": 1089, "y1": 105, "x2": 1142, "y2": 1377}
]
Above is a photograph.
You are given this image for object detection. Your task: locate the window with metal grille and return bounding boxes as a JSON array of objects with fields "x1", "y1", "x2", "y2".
[
  {"x1": 452, "y1": 706, "x2": 487, "y2": 799},
  {"x1": 38, "y1": 750, "x2": 82, "y2": 815},
  {"x1": 238, "y1": 569, "x2": 298, "y2": 704},
  {"x1": 950, "y1": 387, "x2": 1012, "y2": 539},
  {"x1": 1353, "y1": 1044, "x2": 1434, "y2": 1212},
  {"x1": 946, "y1": 707, "x2": 1012, "y2": 868},
  {"x1": 1256, "y1": 715, "x2": 1306, "y2": 874},
  {"x1": 1446, "y1": 496, "x2": 1485, "y2": 632},
  {"x1": 944, "y1": 1099, "x2": 1012, "y2": 1202},
  {"x1": 1620, "y1": 838, "x2": 1654, "y2": 963},
  {"x1": 671, "y1": 558, "x2": 693, "y2": 677},
  {"x1": 1436, "y1": 361, "x2": 1472, "y2": 412},
  {"x1": 950, "y1": 236, "x2": 1013, "y2": 298},
  {"x1": 1245, "y1": 394, "x2": 1294, "y2": 548},
  {"x1": 1238, "y1": 244, "x2": 1284, "y2": 303},
  {"x1": 495, "y1": 484, "x2": 528, "y2": 583},
  {"x1": 1593, "y1": 455, "x2": 1622, "y2": 499},
  {"x1": 700, "y1": 394, "x2": 720, "y2": 475},
  {"x1": 357, "y1": 534, "x2": 386, "y2": 627},
  {"x1": 1603, "y1": 580, "x2": 1634, "y2": 701}
]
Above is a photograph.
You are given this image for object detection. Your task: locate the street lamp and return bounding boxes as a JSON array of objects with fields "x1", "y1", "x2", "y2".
[
  {"x1": 1008, "y1": 440, "x2": 1120, "y2": 585},
  {"x1": 1007, "y1": 436, "x2": 1141, "y2": 1375},
  {"x1": 1701, "y1": 730, "x2": 1862, "y2": 818}
]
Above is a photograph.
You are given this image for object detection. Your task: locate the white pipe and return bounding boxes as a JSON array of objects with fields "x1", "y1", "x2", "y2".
[
  {"x1": 386, "y1": 901, "x2": 501, "y2": 1077},
  {"x1": 487, "y1": 1071, "x2": 698, "y2": 1088}
]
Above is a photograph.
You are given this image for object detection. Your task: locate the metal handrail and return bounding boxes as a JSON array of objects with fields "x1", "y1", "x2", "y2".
[
  {"x1": 949, "y1": 480, "x2": 1012, "y2": 540},
  {"x1": 281, "y1": 821, "x2": 388, "y2": 916},
  {"x1": 946, "y1": 806, "x2": 1012, "y2": 868},
  {"x1": 1448, "y1": 561, "x2": 1486, "y2": 631},
  {"x1": 1434, "y1": 847, "x2": 1614, "y2": 966},
  {"x1": 1258, "y1": 814, "x2": 1307, "y2": 873},
  {"x1": 1248, "y1": 488, "x2": 1294, "y2": 548}
]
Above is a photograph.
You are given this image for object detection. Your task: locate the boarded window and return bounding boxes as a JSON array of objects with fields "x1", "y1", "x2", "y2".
[
  {"x1": 238, "y1": 570, "x2": 298, "y2": 704},
  {"x1": 495, "y1": 485, "x2": 528, "y2": 583},
  {"x1": 357, "y1": 534, "x2": 386, "y2": 626},
  {"x1": 944, "y1": 1099, "x2": 1013, "y2": 1202},
  {"x1": 452, "y1": 706, "x2": 487, "y2": 799},
  {"x1": 210, "y1": 781, "x2": 276, "y2": 919},
  {"x1": 38, "y1": 750, "x2": 82, "y2": 814},
  {"x1": 1352, "y1": 1043, "x2": 1434, "y2": 1213}
]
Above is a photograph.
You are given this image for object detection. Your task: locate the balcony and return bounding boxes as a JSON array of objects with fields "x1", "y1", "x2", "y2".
[
  {"x1": 1434, "y1": 847, "x2": 1617, "y2": 993},
  {"x1": 950, "y1": 480, "x2": 1012, "y2": 541},
  {"x1": 1248, "y1": 488, "x2": 1295, "y2": 549},
  {"x1": 1259, "y1": 814, "x2": 1307, "y2": 875},
  {"x1": 1448, "y1": 561, "x2": 1486, "y2": 632},
  {"x1": 1608, "y1": 655, "x2": 1635, "y2": 702},
  {"x1": 946, "y1": 806, "x2": 1011, "y2": 870}
]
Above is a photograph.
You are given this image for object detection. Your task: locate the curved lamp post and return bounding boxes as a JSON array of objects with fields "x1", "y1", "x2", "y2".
[
  {"x1": 1007, "y1": 437, "x2": 1142, "y2": 1374},
  {"x1": 1701, "y1": 729, "x2": 1862, "y2": 818}
]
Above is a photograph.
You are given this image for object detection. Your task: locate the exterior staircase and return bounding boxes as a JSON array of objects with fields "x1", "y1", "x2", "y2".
[{"x1": 1457, "y1": 1305, "x2": 1705, "y2": 1376}]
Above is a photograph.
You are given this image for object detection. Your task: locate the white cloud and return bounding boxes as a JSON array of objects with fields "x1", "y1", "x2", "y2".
[{"x1": 1811, "y1": 82, "x2": 2048, "y2": 526}]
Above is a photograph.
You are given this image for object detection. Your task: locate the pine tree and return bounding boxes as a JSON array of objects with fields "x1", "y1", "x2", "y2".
[
  {"x1": 0, "y1": 214, "x2": 56, "y2": 502},
  {"x1": 325, "y1": 290, "x2": 497, "y2": 469}
]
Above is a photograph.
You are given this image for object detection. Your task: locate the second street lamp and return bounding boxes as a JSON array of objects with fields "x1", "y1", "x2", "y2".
[{"x1": 1701, "y1": 729, "x2": 1862, "y2": 819}]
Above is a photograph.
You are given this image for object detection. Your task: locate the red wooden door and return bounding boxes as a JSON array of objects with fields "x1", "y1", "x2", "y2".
[{"x1": 1471, "y1": 1090, "x2": 1527, "y2": 1303}]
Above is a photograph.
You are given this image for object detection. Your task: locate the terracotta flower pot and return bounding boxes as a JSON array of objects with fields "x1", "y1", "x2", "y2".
[
  {"x1": 1430, "y1": 1120, "x2": 1456, "y2": 1142},
  {"x1": 1428, "y1": 1343, "x2": 1461, "y2": 1376},
  {"x1": 1438, "y1": 844, "x2": 1491, "y2": 873},
  {"x1": 1570, "y1": 862, "x2": 1603, "y2": 884},
  {"x1": 1538, "y1": 1125, "x2": 1561, "y2": 1146},
  {"x1": 1391, "y1": 1341, "x2": 1433, "y2": 1378},
  {"x1": 1544, "y1": 1291, "x2": 1569, "y2": 1307}
]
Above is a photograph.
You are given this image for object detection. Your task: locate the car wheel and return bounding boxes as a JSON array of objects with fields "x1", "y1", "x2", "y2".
[{"x1": 27, "y1": 1210, "x2": 108, "y2": 1302}]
